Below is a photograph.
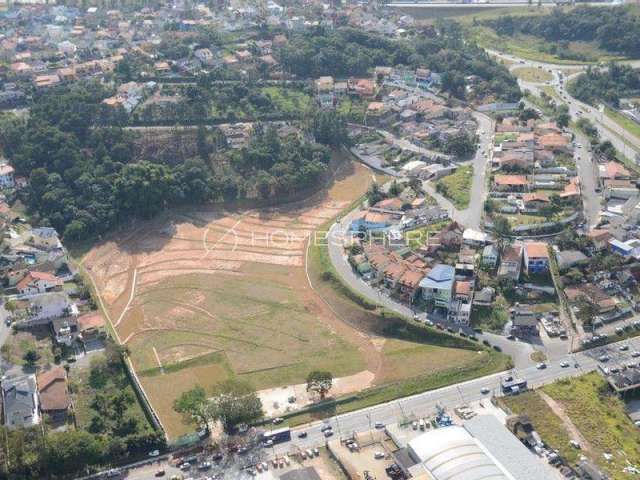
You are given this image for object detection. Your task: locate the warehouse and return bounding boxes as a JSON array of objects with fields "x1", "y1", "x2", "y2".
[{"x1": 404, "y1": 415, "x2": 557, "y2": 480}]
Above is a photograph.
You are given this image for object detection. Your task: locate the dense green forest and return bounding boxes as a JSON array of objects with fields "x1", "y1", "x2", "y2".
[
  {"x1": 0, "y1": 342, "x2": 164, "y2": 479},
  {"x1": 568, "y1": 64, "x2": 640, "y2": 108},
  {"x1": 484, "y1": 6, "x2": 640, "y2": 59},
  {"x1": 0, "y1": 82, "x2": 343, "y2": 242},
  {"x1": 276, "y1": 22, "x2": 520, "y2": 102}
]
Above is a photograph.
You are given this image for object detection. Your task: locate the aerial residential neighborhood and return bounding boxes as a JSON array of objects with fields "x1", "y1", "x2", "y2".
[{"x1": 3, "y1": 0, "x2": 640, "y2": 479}]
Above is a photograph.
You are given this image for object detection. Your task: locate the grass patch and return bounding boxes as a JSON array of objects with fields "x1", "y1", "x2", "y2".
[
  {"x1": 69, "y1": 346, "x2": 155, "y2": 436},
  {"x1": 605, "y1": 107, "x2": 640, "y2": 141},
  {"x1": 284, "y1": 350, "x2": 510, "y2": 427},
  {"x1": 512, "y1": 67, "x2": 553, "y2": 83},
  {"x1": 530, "y1": 350, "x2": 547, "y2": 362},
  {"x1": 470, "y1": 303, "x2": 509, "y2": 333},
  {"x1": 545, "y1": 373, "x2": 640, "y2": 478},
  {"x1": 501, "y1": 390, "x2": 579, "y2": 464},
  {"x1": 404, "y1": 220, "x2": 450, "y2": 250},
  {"x1": 261, "y1": 86, "x2": 313, "y2": 115},
  {"x1": 434, "y1": 165, "x2": 473, "y2": 209},
  {"x1": 504, "y1": 373, "x2": 640, "y2": 478},
  {"x1": 1, "y1": 327, "x2": 55, "y2": 367}
]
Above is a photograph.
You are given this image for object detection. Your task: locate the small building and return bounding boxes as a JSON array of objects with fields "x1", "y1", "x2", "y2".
[
  {"x1": 30, "y1": 227, "x2": 61, "y2": 250},
  {"x1": 0, "y1": 164, "x2": 15, "y2": 188},
  {"x1": 511, "y1": 305, "x2": 538, "y2": 336},
  {"x1": 555, "y1": 249, "x2": 588, "y2": 271},
  {"x1": 482, "y1": 244, "x2": 499, "y2": 269},
  {"x1": 77, "y1": 311, "x2": 106, "y2": 342},
  {"x1": 498, "y1": 243, "x2": 523, "y2": 281},
  {"x1": 349, "y1": 210, "x2": 394, "y2": 233},
  {"x1": 523, "y1": 242, "x2": 549, "y2": 275},
  {"x1": 420, "y1": 264, "x2": 455, "y2": 309},
  {"x1": 1, "y1": 375, "x2": 40, "y2": 429},
  {"x1": 16, "y1": 271, "x2": 63, "y2": 296},
  {"x1": 610, "y1": 238, "x2": 640, "y2": 259},
  {"x1": 587, "y1": 229, "x2": 612, "y2": 251},
  {"x1": 37, "y1": 367, "x2": 70, "y2": 422}
]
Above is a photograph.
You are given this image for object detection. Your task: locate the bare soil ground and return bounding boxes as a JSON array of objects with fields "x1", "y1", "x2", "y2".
[{"x1": 83, "y1": 160, "x2": 379, "y2": 438}]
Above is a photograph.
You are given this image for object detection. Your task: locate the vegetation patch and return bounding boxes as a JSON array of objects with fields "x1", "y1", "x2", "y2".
[
  {"x1": 512, "y1": 67, "x2": 553, "y2": 83},
  {"x1": 435, "y1": 165, "x2": 473, "y2": 209}
]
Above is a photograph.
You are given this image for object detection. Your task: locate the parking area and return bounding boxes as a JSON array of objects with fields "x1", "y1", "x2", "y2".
[{"x1": 328, "y1": 430, "x2": 397, "y2": 480}]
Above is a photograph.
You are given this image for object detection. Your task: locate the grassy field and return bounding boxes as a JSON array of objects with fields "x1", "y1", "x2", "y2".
[
  {"x1": 1, "y1": 327, "x2": 55, "y2": 367},
  {"x1": 504, "y1": 373, "x2": 640, "y2": 479},
  {"x1": 605, "y1": 107, "x2": 640, "y2": 141},
  {"x1": 502, "y1": 390, "x2": 579, "y2": 464},
  {"x1": 512, "y1": 67, "x2": 553, "y2": 83},
  {"x1": 435, "y1": 165, "x2": 473, "y2": 209},
  {"x1": 261, "y1": 86, "x2": 313, "y2": 116}
]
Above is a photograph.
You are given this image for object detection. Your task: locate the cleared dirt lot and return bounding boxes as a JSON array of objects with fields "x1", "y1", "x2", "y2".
[
  {"x1": 83, "y1": 161, "x2": 376, "y2": 438},
  {"x1": 83, "y1": 160, "x2": 490, "y2": 439}
]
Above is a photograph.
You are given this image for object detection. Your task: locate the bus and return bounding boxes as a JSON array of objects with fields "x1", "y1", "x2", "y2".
[
  {"x1": 261, "y1": 427, "x2": 291, "y2": 446},
  {"x1": 501, "y1": 376, "x2": 527, "y2": 396}
]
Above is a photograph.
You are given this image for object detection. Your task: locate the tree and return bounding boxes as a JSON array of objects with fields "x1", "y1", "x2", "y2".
[
  {"x1": 46, "y1": 431, "x2": 106, "y2": 475},
  {"x1": 204, "y1": 379, "x2": 263, "y2": 433},
  {"x1": 306, "y1": 371, "x2": 333, "y2": 400},
  {"x1": 174, "y1": 386, "x2": 208, "y2": 424},
  {"x1": 23, "y1": 349, "x2": 40, "y2": 365}
]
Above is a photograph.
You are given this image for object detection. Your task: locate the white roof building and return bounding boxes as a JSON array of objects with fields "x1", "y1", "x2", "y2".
[
  {"x1": 408, "y1": 425, "x2": 514, "y2": 480},
  {"x1": 406, "y1": 416, "x2": 558, "y2": 480}
]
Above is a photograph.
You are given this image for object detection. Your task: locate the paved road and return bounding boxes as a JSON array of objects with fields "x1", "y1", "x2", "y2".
[
  {"x1": 272, "y1": 334, "x2": 640, "y2": 455},
  {"x1": 491, "y1": 49, "x2": 640, "y2": 157},
  {"x1": 421, "y1": 112, "x2": 493, "y2": 229},
  {"x1": 327, "y1": 214, "x2": 537, "y2": 368}
]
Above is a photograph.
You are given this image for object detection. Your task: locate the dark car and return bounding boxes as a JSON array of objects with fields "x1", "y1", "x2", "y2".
[{"x1": 298, "y1": 432, "x2": 308, "y2": 438}]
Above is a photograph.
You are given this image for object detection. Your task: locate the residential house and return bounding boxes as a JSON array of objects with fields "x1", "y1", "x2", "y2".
[
  {"x1": 420, "y1": 264, "x2": 455, "y2": 309},
  {"x1": 493, "y1": 175, "x2": 530, "y2": 192},
  {"x1": 482, "y1": 244, "x2": 499, "y2": 269},
  {"x1": 599, "y1": 161, "x2": 631, "y2": 184},
  {"x1": 0, "y1": 164, "x2": 15, "y2": 188},
  {"x1": 565, "y1": 284, "x2": 616, "y2": 314},
  {"x1": 524, "y1": 242, "x2": 550, "y2": 275},
  {"x1": 510, "y1": 305, "x2": 538, "y2": 336},
  {"x1": 522, "y1": 192, "x2": 549, "y2": 210},
  {"x1": 586, "y1": 229, "x2": 612, "y2": 251},
  {"x1": 349, "y1": 210, "x2": 394, "y2": 233},
  {"x1": 31, "y1": 227, "x2": 61, "y2": 250},
  {"x1": 398, "y1": 269, "x2": 425, "y2": 302},
  {"x1": 555, "y1": 250, "x2": 588, "y2": 271},
  {"x1": 77, "y1": 311, "x2": 106, "y2": 342},
  {"x1": 610, "y1": 238, "x2": 640, "y2": 259},
  {"x1": 449, "y1": 280, "x2": 473, "y2": 324},
  {"x1": 1, "y1": 375, "x2": 40, "y2": 429},
  {"x1": 498, "y1": 243, "x2": 523, "y2": 281},
  {"x1": 37, "y1": 367, "x2": 70, "y2": 421},
  {"x1": 16, "y1": 271, "x2": 63, "y2": 295}
]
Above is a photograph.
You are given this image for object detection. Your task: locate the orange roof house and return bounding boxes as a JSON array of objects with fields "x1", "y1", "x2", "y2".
[{"x1": 37, "y1": 367, "x2": 70, "y2": 413}]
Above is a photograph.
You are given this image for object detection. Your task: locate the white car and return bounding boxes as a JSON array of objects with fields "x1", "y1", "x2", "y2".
[
  {"x1": 480, "y1": 387, "x2": 490, "y2": 394},
  {"x1": 374, "y1": 452, "x2": 385, "y2": 459},
  {"x1": 560, "y1": 361, "x2": 570, "y2": 368},
  {"x1": 536, "y1": 363, "x2": 547, "y2": 370}
]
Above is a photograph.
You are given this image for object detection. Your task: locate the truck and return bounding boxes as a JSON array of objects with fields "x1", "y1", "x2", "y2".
[{"x1": 501, "y1": 376, "x2": 528, "y2": 395}]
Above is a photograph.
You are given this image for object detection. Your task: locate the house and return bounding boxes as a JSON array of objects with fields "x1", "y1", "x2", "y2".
[
  {"x1": 37, "y1": 367, "x2": 70, "y2": 421},
  {"x1": 565, "y1": 284, "x2": 616, "y2": 314},
  {"x1": 31, "y1": 227, "x2": 61, "y2": 249},
  {"x1": 522, "y1": 192, "x2": 549, "y2": 209},
  {"x1": 610, "y1": 238, "x2": 640, "y2": 259},
  {"x1": 482, "y1": 244, "x2": 499, "y2": 269},
  {"x1": 398, "y1": 269, "x2": 425, "y2": 302},
  {"x1": 77, "y1": 311, "x2": 106, "y2": 341},
  {"x1": 449, "y1": 280, "x2": 473, "y2": 324},
  {"x1": 474, "y1": 286, "x2": 495, "y2": 306},
  {"x1": 556, "y1": 250, "x2": 588, "y2": 271},
  {"x1": 16, "y1": 271, "x2": 63, "y2": 295},
  {"x1": 524, "y1": 242, "x2": 549, "y2": 275},
  {"x1": 498, "y1": 243, "x2": 523, "y2": 281},
  {"x1": 0, "y1": 164, "x2": 15, "y2": 188},
  {"x1": 511, "y1": 305, "x2": 538, "y2": 336},
  {"x1": 349, "y1": 210, "x2": 394, "y2": 233},
  {"x1": 537, "y1": 133, "x2": 571, "y2": 152},
  {"x1": 493, "y1": 175, "x2": 529, "y2": 192},
  {"x1": 586, "y1": 229, "x2": 612, "y2": 250},
  {"x1": 1, "y1": 375, "x2": 40, "y2": 429},
  {"x1": 599, "y1": 161, "x2": 631, "y2": 182},
  {"x1": 420, "y1": 264, "x2": 455, "y2": 309}
]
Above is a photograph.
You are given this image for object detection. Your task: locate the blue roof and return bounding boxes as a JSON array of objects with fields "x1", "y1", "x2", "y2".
[
  {"x1": 428, "y1": 264, "x2": 454, "y2": 282},
  {"x1": 419, "y1": 264, "x2": 454, "y2": 290}
]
